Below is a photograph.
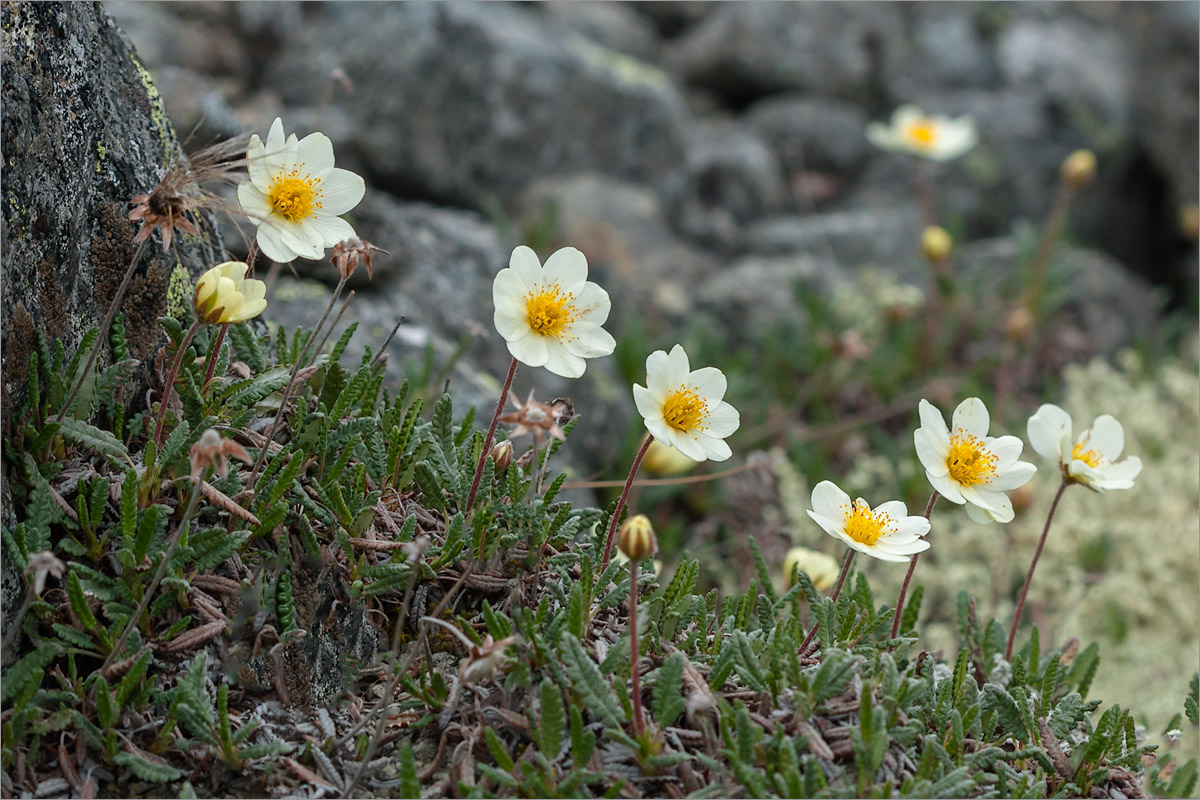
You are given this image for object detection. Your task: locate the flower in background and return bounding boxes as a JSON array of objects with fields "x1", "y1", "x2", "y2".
[
  {"x1": 783, "y1": 546, "x2": 841, "y2": 592},
  {"x1": 643, "y1": 438, "x2": 698, "y2": 477},
  {"x1": 633, "y1": 345, "x2": 739, "y2": 462},
  {"x1": 194, "y1": 261, "x2": 267, "y2": 324},
  {"x1": 915, "y1": 398, "x2": 1036, "y2": 523},
  {"x1": 806, "y1": 481, "x2": 930, "y2": 563},
  {"x1": 492, "y1": 246, "x2": 615, "y2": 378},
  {"x1": 1027, "y1": 404, "x2": 1142, "y2": 492},
  {"x1": 238, "y1": 118, "x2": 365, "y2": 263},
  {"x1": 866, "y1": 105, "x2": 977, "y2": 162}
]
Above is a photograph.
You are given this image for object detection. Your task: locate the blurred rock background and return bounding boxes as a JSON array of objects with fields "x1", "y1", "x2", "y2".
[{"x1": 104, "y1": 0, "x2": 1198, "y2": 739}]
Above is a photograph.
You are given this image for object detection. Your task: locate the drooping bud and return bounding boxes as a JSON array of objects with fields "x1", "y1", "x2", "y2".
[
  {"x1": 1060, "y1": 149, "x2": 1096, "y2": 188},
  {"x1": 489, "y1": 440, "x2": 513, "y2": 473},
  {"x1": 920, "y1": 225, "x2": 953, "y2": 265},
  {"x1": 616, "y1": 514, "x2": 657, "y2": 562},
  {"x1": 782, "y1": 546, "x2": 840, "y2": 592}
]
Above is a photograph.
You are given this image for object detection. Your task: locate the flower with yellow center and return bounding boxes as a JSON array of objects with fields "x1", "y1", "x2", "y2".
[
  {"x1": 915, "y1": 398, "x2": 1036, "y2": 524},
  {"x1": 492, "y1": 246, "x2": 615, "y2": 378},
  {"x1": 193, "y1": 261, "x2": 267, "y2": 324},
  {"x1": 1027, "y1": 404, "x2": 1142, "y2": 492},
  {"x1": 866, "y1": 105, "x2": 978, "y2": 162},
  {"x1": 237, "y1": 118, "x2": 365, "y2": 263},
  {"x1": 633, "y1": 345, "x2": 739, "y2": 462},
  {"x1": 783, "y1": 546, "x2": 841, "y2": 592},
  {"x1": 806, "y1": 482, "x2": 930, "y2": 563}
]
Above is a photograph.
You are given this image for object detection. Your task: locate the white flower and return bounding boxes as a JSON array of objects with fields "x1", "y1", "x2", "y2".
[
  {"x1": 783, "y1": 546, "x2": 841, "y2": 591},
  {"x1": 806, "y1": 481, "x2": 931, "y2": 563},
  {"x1": 866, "y1": 105, "x2": 978, "y2": 162},
  {"x1": 237, "y1": 118, "x2": 365, "y2": 263},
  {"x1": 633, "y1": 345, "x2": 739, "y2": 462},
  {"x1": 492, "y1": 246, "x2": 616, "y2": 378},
  {"x1": 914, "y1": 398, "x2": 1036, "y2": 524},
  {"x1": 1026, "y1": 404, "x2": 1142, "y2": 492}
]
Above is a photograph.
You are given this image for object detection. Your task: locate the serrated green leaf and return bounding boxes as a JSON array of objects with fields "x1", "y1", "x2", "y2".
[
  {"x1": 560, "y1": 634, "x2": 623, "y2": 729},
  {"x1": 58, "y1": 417, "x2": 128, "y2": 462}
]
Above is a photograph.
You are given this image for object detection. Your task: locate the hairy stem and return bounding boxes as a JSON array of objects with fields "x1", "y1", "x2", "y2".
[
  {"x1": 201, "y1": 324, "x2": 229, "y2": 392},
  {"x1": 599, "y1": 436, "x2": 654, "y2": 571},
  {"x1": 464, "y1": 356, "x2": 518, "y2": 515},
  {"x1": 1006, "y1": 479, "x2": 1069, "y2": 661},
  {"x1": 152, "y1": 321, "x2": 202, "y2": 447},
  {"x1": 890, "y1": 490, "x2": 940, "y2": 640}
]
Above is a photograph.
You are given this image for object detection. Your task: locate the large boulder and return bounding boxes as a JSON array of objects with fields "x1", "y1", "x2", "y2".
[{"x1": 1, "y1": 1, "x2": 226, "y2": 437}]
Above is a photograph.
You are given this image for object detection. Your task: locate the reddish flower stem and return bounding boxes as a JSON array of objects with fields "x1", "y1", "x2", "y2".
[
  {"x1": 890, "y1": 490, "x2": 940, "y2": 640},
  {"x1": 464, "y1": 356, "x2": 518, "y2": 515},
  {"x1": 629, "y1": 557, "x2": 646, "y2": 737},
  {"x1": 599, "y1": 436, "x2": 654, "y2": 571},
  {"x1": 152, "y1": 321, "x2": 201, "y2": 447},
  {"x1": 1006, "y1": 479, "x2": 1069, "y2": 661},
  {"x1": 202, "y1": 324, "x2": 229, "y2": 392},
  {"x1": 798, "y1": 548, "x2": 856, "y2": 656}
]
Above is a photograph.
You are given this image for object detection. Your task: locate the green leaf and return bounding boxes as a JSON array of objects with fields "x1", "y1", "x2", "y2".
[
  {"x1": 982, "y1": 684, "x2": 1028, "y2": 742},
  {"x1": 569, "y1": 704, "x2": 595, "y2": 767},
  {"x1": 58, "y1": 417, "x2": 128, "y2": 462},
  {"x1": 67, "y1": 569, "x2": 98, "y2": 631},
  {"x1": 729, "y1": 630, "x2": 767, "y2": 692},
  {"x1": 399, "y1": 741, "x2": 420, "y2": 799},
  {"x1": 1, "y1": 643, "x2": 60, "y2": 701},
  {"x1": 559, "y1": 634, "x2": 623, "y2": 729},
  {"x1": 484, "y1": 727, "x2": 515, "y2": 772},
  {"x1": 114, "y1": 750, "x2": 182, "y2": 783},
  {"x1": 748, "y1": 538, "x2": 778, "y2": 606},
  {"x1": 652, "y1": 652, "x2": 686, "y2": 727},
  {"x1": 1187, "y1": 674, "x2": 1198, "y2": 725},
  {"x1": 538, "y1": 679, "x2": 566, "y2": 757}
]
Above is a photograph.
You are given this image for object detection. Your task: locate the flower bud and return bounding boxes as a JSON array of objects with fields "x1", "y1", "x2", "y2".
[
  {"x1": 783, "y1": 547, "x2": 840, "y2": 592},
  {"x1": 643, "y1": 439, "x2": 697, "y2": 477},
  {"x1": 1179, "y1": 203, "x2": 1199, "y2": 242},
  {"x1": 1060, "y1": 149, "x2": 1096, "y2": 188},
  {"x1": 194, "y1": 261, "x2": 267, "y2": 324},
  {"x1": 616, "y1": 514, "x2": 657, "y2": 562},
  {"x1": 490, "y1": 440, "x2": 513, "y2": 472},
  {"x1": 1004, "y1": 305, "x2": 1035, "y2": 344},
  {"x1": 920, "y1": 225, "x2": 953, "y2": 265}
]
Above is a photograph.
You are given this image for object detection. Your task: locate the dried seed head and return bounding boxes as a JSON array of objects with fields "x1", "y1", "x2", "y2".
[
  {"x1": 330, "y1": 237, "x2": 389, "y2": 282},
  {"x1": 617, "y1": 514, "x2": 657, "y2": 562},
  {"x1": 25, "y1": 551, "x2": 65, "y2": 595},
  {"x1": 189, "y1": 428, "x2": 253, "y2": 478},
  {"x1": 1060, "y1": 149, "x2": 1097, "y2": 188},
  {"x1": 498, "y1": 389, "x2": 569, "y2": 446},
  {"x1": 460, "y1": 634, "x2": 518, "y2": 685}
]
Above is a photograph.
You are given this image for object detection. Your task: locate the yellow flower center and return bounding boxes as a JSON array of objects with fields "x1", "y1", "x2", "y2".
[
  {"x1": 945, "y1": 431, "x2": 996, "y2": 487},
  {"x1": 843, "y1": 500, "x2": 891, "y2": 547},
  {"x1": 661, "y1": 387, "x2": 707, "y2": 433},
  {"x1": 525, "y1": 285, "x2": 575, "y2": 336},
  {"x1": 1072, "y1": 442, "x2": 1103, "y2": 468},
  {"x1": 906, "y1": 121, "x2": 937, "y2": 148},
  {"x1": 269, "y1": 168, "x2": 320, "y2": 222}
]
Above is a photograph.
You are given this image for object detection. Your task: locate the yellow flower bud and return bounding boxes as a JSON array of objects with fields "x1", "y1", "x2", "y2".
[
  {"x1": 643, "y1": 439, "x2": 698, "y2": 477},
  {"x1": 490, "y1": 440, "x2": 513, "y2": 472},
  {"x1": 1060, "y1": 149, "x2": 1096, "y2": 188},
  {"x1": 616, "y1": 514, "x2": 657, "y2": 562},
  {"x1": 193, "y1": 261, "x2": 268, "y2": 324},
  {"x1": 920, "y1": 225, "x2": 953, "y2": 265},
  {"x1": 1179, "y1": 203, "x2": 1199, "y2": 242},
  {"x1": 783, "y1": 546, "x2": 840, "y2": 592}
]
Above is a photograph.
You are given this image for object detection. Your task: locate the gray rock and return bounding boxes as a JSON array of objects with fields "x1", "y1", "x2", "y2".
[
  {"x1": 1, "y1": 1, "x2": 227, "y2": 437},
  {"x1": 694, "y1": 252, "x2": 835, "y2": 332},
  {"x1": 672, "y1": 120, "x2": 788, "y2": 251},
  {"x1": 882, "y1": 3, "x2": 1001, "y2": 97},
  {"x1": 743, "y1": 95, "x2": 871, "y2": 178},
  {"x1": 518, "y1": 174, "x2": 720, "y2": 322},
  {"x1": 741, "y1": 209, "x2": 925, "y2": 281},
  {"x1": 269, "y1": 2, "x2": 689, "y2": 210},
  {"x1": 540, "y1": 2, "x2": 661, "y2": 63},
  {"x1": 668, "y1": 3, "x2": 903, "y2": 101}
]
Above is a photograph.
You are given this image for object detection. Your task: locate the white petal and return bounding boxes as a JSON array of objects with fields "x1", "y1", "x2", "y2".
[
  {"x1": 703, "y1": 401, "x2": 740, "y2": 438},
  {"x1": 573, "y1": 281, "x2": 612, "y2": 324},
  {"x1": 668, "y1": 430, "x2": 710, "y2": 462},
  {"x1": 493, "y1": 268, "x2": 530, "y2": 305},
  {"x1": 645, "y1": 418, "x2": 675, "y2": 443},
  {"x1": 316, "y1": 168, "x2": 365, "y2": 216},
  {"x1": 266, "y1": 118, "x2": 286, "y2": 152},
  {"x1": 952, "y1": 397, "x2": 990, "y2": 439},
  {"x1": 644, "y1": 350, "x2": 672, "y2": 396},
  {"x1": 926, "y1": 471, "x2": 965, "y2": 504},
  {"x1": 541, "y1": 247, "x2": 588, "y2": 296},
  {"x1": 665, "y1": 345, "x2": 691, "y2": 390},
  {"x1": 296, "y1": 131, "x2": 335, "y2": 175},
  {"x1": 1027, "y1": 404, "x2": 1073, "y2": 462},
  {"x1": 1097, "y1": 456, "x2": 1141, "y2": 486},
  {"x1": 1086, "y1": 415, "x2": 1125, "y2": 461},
  {"x1": 302, "y1": 214, "x2": 357, "y2": 249},
  {"x1": 541, "y1": 344, "x2": 587, "y2": 379},
  {"x1": 915, "y1": 428, "x2": 950, "y2": 476},
  {"x1": 891, "y1": 105, "x2": 924, "y2": 127},
  {"x1": 810, "y1": 481, "x2": 852, "y2": 521},
  {"x1": 918, "y1": 399, "x2": 950, "y2": 442},
  {"x1": 246, "y1": 134, "x2": 274, "y2": 192},
  {"x1": 689, "y1": 367, "x2": 727, "y2": 404},
  {"x1": 964, "y1": 502, "x2": 998, "y2": 525},
  {"x1": 561, "y1": 321, "x2": 615, "y2": 359},
  {"x1": 255, "y1": 220, "x2": 301, "y2": 264},
  {"x1": 279, "y1": 220, "x2": 326, "y2": 260},
  {"x1": 987, "y1": 460, "x2": 1036, "y2": 491},
  {"x1": 805, "y1": 510, "x2": 843, "y2": 540},
  {"x1": 507, "y1": 330, "x2": 549, "y2": 368},
  {"x1": 633, "y1": 384, "x2": 661, "y2": 422},
  {"x1": 238, "y1": 182, "x2": 273, "y2": 224},
  {"x1": 865, "y1": 122, "x2": 899, "y2": 152},
  {"x1": 892, "y1": 516, "x2": 932, "y2": 538},
  {"x1": 697, "y1": 434, "x2": 732, "y2": 462},
  {"x1": 872, "y1": 537, "x2": 930, "y2": 556},
  {"x1": 960, "y1": 485, "x2": 1003, "y2": 514},
  {"x1": 493, "y1": 304, "x2": 529, "y2": 342},
  {"x1": 988, "y1": 435, "x2": 1025, "y2": 468},
  {"x1": 860, "y1": 544, "x2": 914, "y2": 563},
  {"x1": 509, "y1": 246, "x2": 543, "y2": 288}
]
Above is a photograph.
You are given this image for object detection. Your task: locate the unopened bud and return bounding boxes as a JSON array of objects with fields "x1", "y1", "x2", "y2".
[
  {"x1": 1004, "y1": 305, "x2": 1035, "y2": 344},
  {"x1": 783, "y1": 547, "x2": 840, "y2": 592},
  {"x1": 489, "y1": 440, "x2": 513, "y2": 472},
  {"x1": 1179, "y1": 203, "x2": 1199, "y2": 242},
  {"x1": 616, "y1": 514, "x2": 657, "y2": 562},
  {"x1": 1060, "y1": 149, "x2": 1096, "y2": 188},
  {"x1": 643, "y1": 439, "x2": 697, "y2": 477},
  {"x1": 920, "y1": 225, "x2": 953, "y2": 265},
  {"x1": 1009, "y1": 483, "x2": 1035, "y2": 514}
]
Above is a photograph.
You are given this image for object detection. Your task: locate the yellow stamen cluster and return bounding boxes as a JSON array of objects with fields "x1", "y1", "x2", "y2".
[
  {"x1": 906, "y1": 121, "x2": 937, "y2": 147},
  {"x1": 945, "y1": 431, "x2": 997, "y2": 486},
  {"x1": 525, "y1": 285, "x2": 574, "y2": 336},
  {"x1": 1072, "y1": 442, "x2": 1102, "y2": 468},
  {"x1": 843, "y1": 500, "x2": 890, "y2": 547},
  {"x1": 269, "y1": 168, "x2": 320, "y2": 221},
  {"x1": 661, "y1": 387, "x2": 707, "y2": 433}
]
